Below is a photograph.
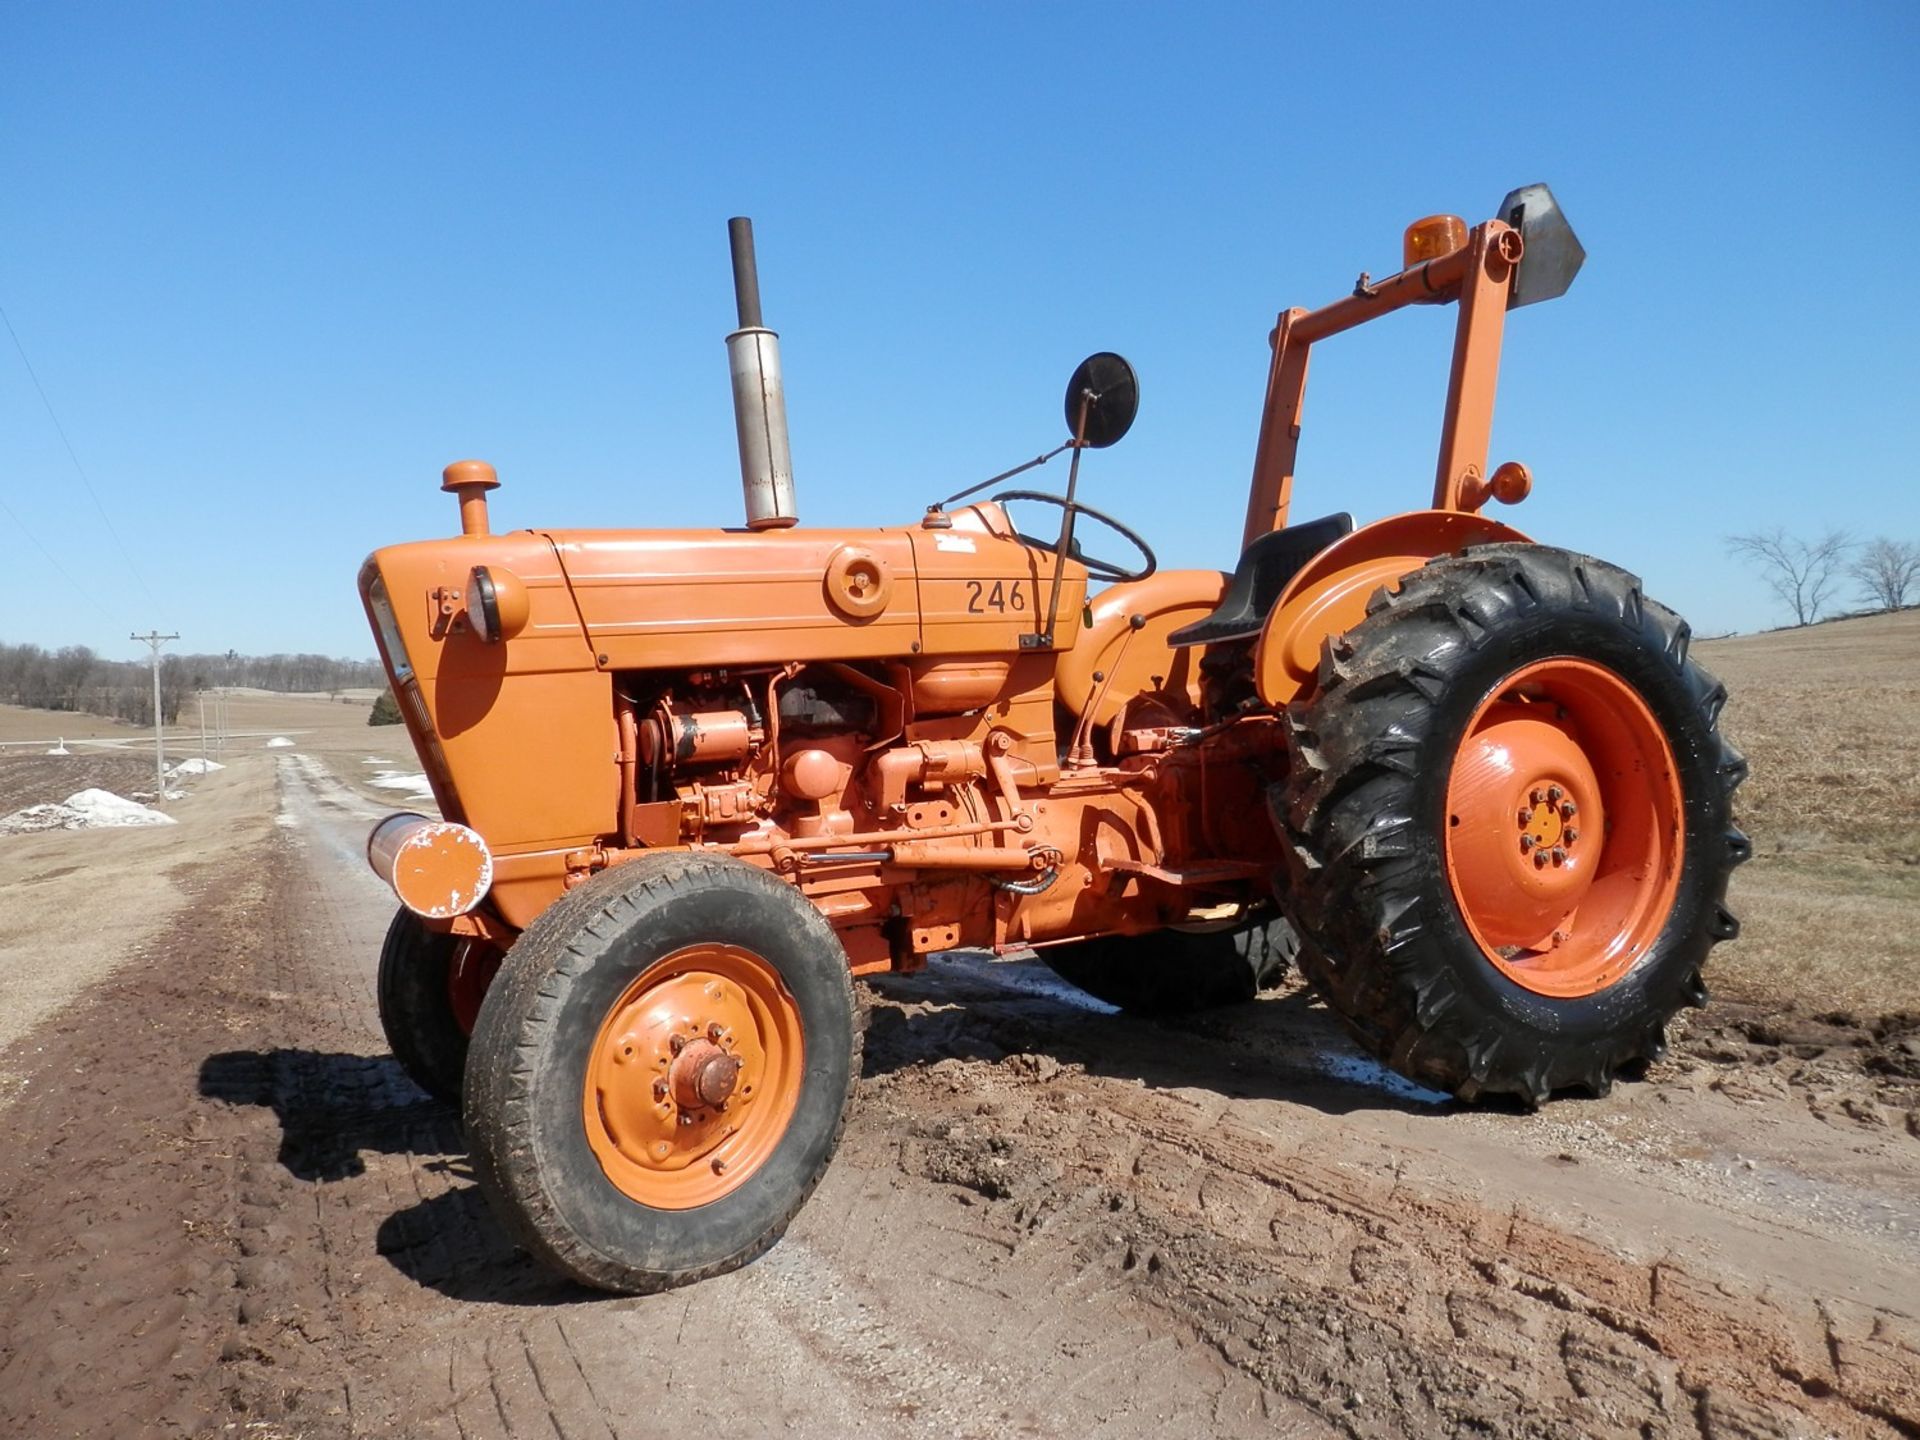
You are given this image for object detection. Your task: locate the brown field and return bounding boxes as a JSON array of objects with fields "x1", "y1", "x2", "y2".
[
  {"x1": 1699, "y1": 608, "x2": 1920, "y2": 1014},
  {"x1": 0, "y1": 686, "x2": 414, "y2": 811}
]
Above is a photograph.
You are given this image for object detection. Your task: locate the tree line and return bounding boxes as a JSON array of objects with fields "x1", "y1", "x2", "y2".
[
  {"x1": 1726, "y1": 531, "x2": 1919, "y2": 627},
  {"x1": 0, "y1": 643, "x2": 385, "y2": 726}
]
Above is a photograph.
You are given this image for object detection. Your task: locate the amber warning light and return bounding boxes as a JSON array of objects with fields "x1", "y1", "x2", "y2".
[{"x1": 1403, "y1": 214, "x2": 1468, "y2": 269}]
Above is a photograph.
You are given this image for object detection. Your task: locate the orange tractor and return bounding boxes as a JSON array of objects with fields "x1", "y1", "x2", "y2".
[{"x1": 361, "y1": 187, "x2": 1746, "y2": 1293}]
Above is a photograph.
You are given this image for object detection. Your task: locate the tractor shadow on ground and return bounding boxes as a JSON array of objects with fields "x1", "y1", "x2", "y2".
[
  {"x1": 197, "y1": 1048, "x2": 594, "y2": 1306},
  {"x1": 860, "y1": 952, "x2": 1515, "y2": 1118}
]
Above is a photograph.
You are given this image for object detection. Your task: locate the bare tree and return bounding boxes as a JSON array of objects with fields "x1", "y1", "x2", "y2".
[
  {"x1": 0, "y1": 639, "x2": 384, "y2": 723},
  {"x1": 1726, "y1": 528, "x2": 1852, "y2": 626},
  {"x1": 1849, "y1": 537, "x2": 1920, "y2": 612}
]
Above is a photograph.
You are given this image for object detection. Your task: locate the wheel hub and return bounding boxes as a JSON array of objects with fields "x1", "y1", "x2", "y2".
[
  {"x1": 583, "y1": 944, "x2": 803, "y2": 1209},
  {"x1": 1448, "y1": 703, "x2": 1604, "y2": 949},
  {"x1": 670, "y1": 1038, "x2": 744, "y2": 1110}
]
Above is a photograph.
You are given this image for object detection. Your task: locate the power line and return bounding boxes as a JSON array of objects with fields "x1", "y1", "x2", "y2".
[
  {"x1": 0, "y1": 301, "x2": 159, "y2": 608},
  {"x1": 0, "y1": 486, "x2": 112, "y2": 624}
]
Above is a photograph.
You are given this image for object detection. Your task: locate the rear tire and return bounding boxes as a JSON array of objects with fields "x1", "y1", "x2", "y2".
[
  {"x1": 1277, "y1": 545, "x2": 1749, "y2": 1106},
  {"x1": 463, "y1": 853, "x2": 860, "y2": 1293},
  {"x1": 1040, "y1": 916, "x2": 1297, "y2": 1014}
]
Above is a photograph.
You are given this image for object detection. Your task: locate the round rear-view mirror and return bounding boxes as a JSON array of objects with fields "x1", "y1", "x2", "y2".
[{"x1": 1064, "y1": 352, "x2": 1138, "y2": 448}]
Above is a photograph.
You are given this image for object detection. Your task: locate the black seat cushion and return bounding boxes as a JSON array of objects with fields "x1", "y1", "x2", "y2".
[{"x1": 1165, "y1": 512, "x2": 1354, "y2": 648}]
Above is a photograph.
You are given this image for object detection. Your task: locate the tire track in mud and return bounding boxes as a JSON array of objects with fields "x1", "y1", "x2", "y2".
[{"x1": 859, "y1": 962, "x2": 1920, "y2": 1439}]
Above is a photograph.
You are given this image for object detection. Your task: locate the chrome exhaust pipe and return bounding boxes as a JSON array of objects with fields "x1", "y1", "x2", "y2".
[{"x1": 725, "y1": 217, "x2": 797, "y2": 529}]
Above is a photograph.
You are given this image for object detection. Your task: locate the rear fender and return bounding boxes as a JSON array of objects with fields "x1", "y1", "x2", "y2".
[
  {"x1": 1254, "y1": 510, "x2": 1530, "y2": 705},
  {"x1": 1056, "y1": 569, "x2": 1228, "y2": 725}
]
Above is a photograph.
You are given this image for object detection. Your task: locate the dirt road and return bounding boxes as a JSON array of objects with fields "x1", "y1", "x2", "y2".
[{"x1": 2, "y1": 746, "x2": 1917, "y2": 1437}]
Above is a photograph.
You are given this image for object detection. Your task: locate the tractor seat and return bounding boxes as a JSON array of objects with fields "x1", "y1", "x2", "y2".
[{"x1": 1165, "y1": 512, "x2": 1354, "y2": 648}]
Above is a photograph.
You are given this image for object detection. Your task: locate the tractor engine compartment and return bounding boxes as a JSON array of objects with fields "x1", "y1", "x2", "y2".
[{"x1": 600, "y1": 653, "x2": 1287, "y2": 973}]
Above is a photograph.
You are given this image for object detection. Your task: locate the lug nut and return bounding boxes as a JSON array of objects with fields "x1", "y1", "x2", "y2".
[
  {"x1": 652, "y1": 1078, "x2": 670, "y2": 1102},
  {"x1": 1551, "y1": 847, "x2": 1567, "y2": 867},
  {"x1": 1564, "y1": 827, "x2": 1580, "y2": 843},
  {"x1": 1530, "y1": 788, "x2": 1545, "y2": 806},
  {"x1": 1517, "y1": 808, "x2": 1532, "y2": 827},
  {"x1": 669, "y1": 1034, "x2": 687, "y2": 1056},
  {"x1": 1519, "y1": 835, "x2": 1535, "y2": 853},
  {"x1": 707, "y1": 1022, "x2": 727, "y2": 1044},
  {"x1": 1560, "y1": 800, "x2": 1577, "y2": 819},
  {"x1": 1548, "y1": 784, "x2": 1564, "y2": 803},
  {"x1": 1533, "y1": 851, "x2": 1548, "y2": 869}
]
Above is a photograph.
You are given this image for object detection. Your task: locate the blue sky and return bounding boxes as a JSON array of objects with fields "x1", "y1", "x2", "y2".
[{"x1": 3, "y1": 3, "x2": 1916, "y2": 663}]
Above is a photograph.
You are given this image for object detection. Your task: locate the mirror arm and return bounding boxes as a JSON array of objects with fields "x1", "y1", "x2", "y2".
[
  {"x1": 933, "y1": 441, "x2": 1072, "y2": 513},
  {"x1": 1038, "y1": 390, "x2": 1094, "y2": 646}
]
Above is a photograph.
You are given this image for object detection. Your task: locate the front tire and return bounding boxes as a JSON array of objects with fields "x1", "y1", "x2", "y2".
[
  {"x1": 462, "y1": 853, "x2": 860, "y2": 1293},
  {"x1": 1278, "y1": 545, "x2": 1749, "y2": 1106},
  {"x1": 1040, "y1": 917, "x2": 1297, "y2": 1013},
  {"x1": 376, "y1": 909, "x2": 496, "y2": 1104}
]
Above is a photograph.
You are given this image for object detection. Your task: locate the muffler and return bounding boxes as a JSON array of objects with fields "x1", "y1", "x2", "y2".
[
  {"x1": 725, "y1": 216, "x2": 798, "y2": 529},
  {"x1": 368, "y1": 812, "x2": 493, "y2": 919}
]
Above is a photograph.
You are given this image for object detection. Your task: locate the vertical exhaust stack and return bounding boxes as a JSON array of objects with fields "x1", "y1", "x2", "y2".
[{"x1": 725, "y1": 217, "x2": 798, "y2": 529}]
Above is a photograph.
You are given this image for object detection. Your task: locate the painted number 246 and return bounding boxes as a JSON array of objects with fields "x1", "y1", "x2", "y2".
[{"x1": 964, "y1": 580, "x2": 1025, "y2": 614}]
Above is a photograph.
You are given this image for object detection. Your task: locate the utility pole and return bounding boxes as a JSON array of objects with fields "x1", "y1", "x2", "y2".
[
  {"x1": 223, "y1": 648, "x2": 238, "y2": 755},
  {"x1": 131, "y1": 631, "x2": 179, "y2": 802}
]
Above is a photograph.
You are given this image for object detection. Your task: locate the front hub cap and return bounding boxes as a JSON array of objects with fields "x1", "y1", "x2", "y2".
[
  {"x1": 1444, "y1": 658, "x2": 1683, "y2": 999},
  {"x1": 670, "y1": 1039, "x2": 744, "y2": 1110},
  {"x1": 584, "y1": 943, "x2": 803, "y2": 1209}
]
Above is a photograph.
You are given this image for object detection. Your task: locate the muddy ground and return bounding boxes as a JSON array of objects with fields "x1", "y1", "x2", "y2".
[{"x1": 1, "y1": 733, "x2": 1916, "y2": 1439}]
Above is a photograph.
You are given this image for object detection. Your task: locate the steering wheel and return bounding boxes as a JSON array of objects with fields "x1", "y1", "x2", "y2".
[{"x1": 994, "y1": 490, "x2": 1157, "y2": 583}]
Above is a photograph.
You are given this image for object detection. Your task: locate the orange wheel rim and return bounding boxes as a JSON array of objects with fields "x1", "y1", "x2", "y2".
[
  {"x1": 583, "y1": 943, "x2": 804, "y2": 1210},
  {"x1": 1443, "y1": 658, "x2": 1684, "y2": 999}
]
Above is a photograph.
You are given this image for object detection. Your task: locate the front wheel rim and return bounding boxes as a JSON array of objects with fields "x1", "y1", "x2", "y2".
[
  {"x1": 1443, "y1": 658, "x2": 1684, "y2": 999},
  {"x1": 446, "y1": 939, "x2": 500, "y2": 1037},
  {"x1": 583, "y1": 943, "x2": 805, "y2": 1210}
]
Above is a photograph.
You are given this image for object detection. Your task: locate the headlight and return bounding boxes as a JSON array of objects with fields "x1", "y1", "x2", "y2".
[
  {"x1": 466, "y1": 564, "x2": 529, "y2": 644},
  {"x1": 366, "y1": 573, "x2": 414, "y2": 680},
  {"x1": 468, "y1": 567, "x2": 500, "y2": 643}
]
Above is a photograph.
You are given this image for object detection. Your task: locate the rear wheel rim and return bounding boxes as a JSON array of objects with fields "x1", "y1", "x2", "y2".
[
  {"x1": 1443, "y1": 658, "x2": 1683, "y2": 999},
  {"x1": 583, "y1": 943, "x2": 804, "y2": 1210}
]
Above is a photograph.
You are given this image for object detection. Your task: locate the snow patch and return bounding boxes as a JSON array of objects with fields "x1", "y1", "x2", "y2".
[
  {"x1": 1, "y1": 788, "x2": 178, "y2": 835},
  {"x1": 369, "y1": 771, "x2": 434, "y2": 797},
  {"x1": 971, "y1": 954, "x2": 1120, "y2": 1014},
  {"x1": 362, "y1": 757, "x2": 391, "y2": 765},
  {"x1": 45, "y1": 739, "x2": 69, "y2": 756},
  {"x1": 266, "y1": 736, "x2": 295, "y2": 748},
  {"x1": 1313, "y1": 1051, "x2": 1450, "y2": 1106},
  {"x1": 167, "y1": 758, "x2": 226, "y2": 777}
]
